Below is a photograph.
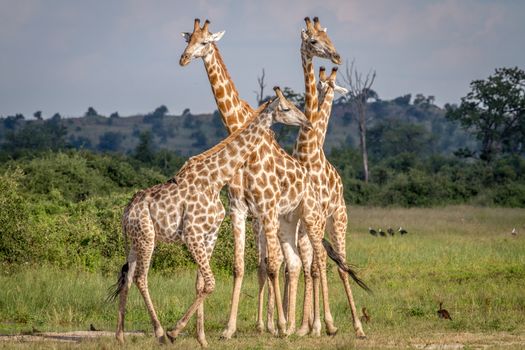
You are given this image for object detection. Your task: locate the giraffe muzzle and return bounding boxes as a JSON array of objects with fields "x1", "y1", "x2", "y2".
[
  {"x1": 331, "y1": 53, "x2": 342, "y2": 65},
  {"x1": 179, "y1": 54, "x2": 191, "y2": 66}
]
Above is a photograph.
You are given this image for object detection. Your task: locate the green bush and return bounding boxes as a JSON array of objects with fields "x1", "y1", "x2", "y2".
[{"x1": 0, "y1": 169, "x2": 32, "y2": 263}]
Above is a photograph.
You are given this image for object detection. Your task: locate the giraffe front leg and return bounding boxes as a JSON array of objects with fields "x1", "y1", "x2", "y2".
[
  {"x1": 195, "y1": 270, "x2": 208, "y2": 347},
  {"x1": 167, "y1": 220, "x2": 220, "y2": 347},
  {"x1": 278, "y1": 216, "x2": 302, "y2": 336},
  {"x1": 262, "y1": 213, "x2": 287, "y2": 337},
  {"x1": 256, "y1": 228, "x2": 267, "y2": 333},
  {"x1": 296, "y1": 227, "x2": 314, "y2": 337},
  {"x1": 319, "y1": 246, "x2": 338, "y2": 336},
  {"x1": 221, "y1": 207, "x2": 247, "y2": 340}
]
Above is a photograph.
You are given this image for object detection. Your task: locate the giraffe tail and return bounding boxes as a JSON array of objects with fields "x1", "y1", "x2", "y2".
[
  {"x1": 106, "y1": 262, "x2": 129, "y2": 303},
  {"x1": 322, "y1": 238, "x2": 372, "y2": 294}
]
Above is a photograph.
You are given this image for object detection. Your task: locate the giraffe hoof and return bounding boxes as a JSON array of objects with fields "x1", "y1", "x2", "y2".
[
  {"x1": 220, "y1": 329, "x2": 234, "y2": 340},
  {"x1": 198, "y1": 337, "x2": 209, "y2": 348},
  {"x1": 326, "y1": 326, "x2": 338, "y2": 336},
  {"x1": 115, "y1": 333, "x2": 125, "y2": 344},
  {"x1": 158, "y1": 335, "x2": 168, "y2": 344},
  {"x1": 296, "y1": 326, "x2": 310, "y2": 337},
  {"x1": 166, "y1": 331, "x2": 176, "y2": 343},
  {"x1": 356, "y1": 331, "x2": 367, "y2": 339}
]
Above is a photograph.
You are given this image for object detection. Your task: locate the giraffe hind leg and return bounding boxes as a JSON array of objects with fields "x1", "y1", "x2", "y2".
[
  {"x1": 132, "y1": 232, "x2": 167, "y2": 343},
  {"x1": 327, "y1": 209, "x2": 366, "y2": 338},
  {"x1": 113, "y1": 249, "x2": 137, "y2": 344}
]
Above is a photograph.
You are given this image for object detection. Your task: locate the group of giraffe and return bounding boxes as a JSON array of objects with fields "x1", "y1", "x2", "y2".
[{"x1": 110, "y1": 17, "x2": 369, "y2": 347}]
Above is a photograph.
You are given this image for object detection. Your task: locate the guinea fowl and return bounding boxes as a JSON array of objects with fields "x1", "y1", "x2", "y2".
[
  {"x1": 360, "y1": 307, "x2": 371, "y2": 324},
  {"x1": 437, "y1": 302, "x2": 452, "y2": 320},
  {"x1": 369, "y1": 227, "x2": 378, "y2": 236},
  {"x1": 511, "y1": 228, "x2": 517, "y2": 236},
  {"x1": 89, "y1": 324, "x2": 99, "y2": 331},
  {"x1": 378, "y1": 228, "x2": 387, "y2": 237},
  {"x1": 398, "y1": 227, "x2": 408, "y2": 235},
  {"x1": 387, "y1": 227, "x2": 394, "y2": 236}
]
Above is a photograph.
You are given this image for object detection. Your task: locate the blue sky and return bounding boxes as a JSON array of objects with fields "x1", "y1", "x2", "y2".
[{"x1": 1, "y1": 0, "x2": 524, "y2": 118}]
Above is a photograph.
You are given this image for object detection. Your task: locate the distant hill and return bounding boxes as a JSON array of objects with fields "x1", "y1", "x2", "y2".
[{"x1": 0, "y1": 94, "x2": 476, "y2": 157}]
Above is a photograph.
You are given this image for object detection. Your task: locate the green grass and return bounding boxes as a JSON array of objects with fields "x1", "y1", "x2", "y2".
[{"x1": 1, "y1": 206, "x2": 525, "y2": 349}]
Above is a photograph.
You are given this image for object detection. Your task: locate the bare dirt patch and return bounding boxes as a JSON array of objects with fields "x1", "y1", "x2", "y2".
[
  {"x1": 1, "y1": 331, "x2": 524, "y2": 349},
  {"x1": 0, "y1": 330, "x2": 145, "y2": 344}
]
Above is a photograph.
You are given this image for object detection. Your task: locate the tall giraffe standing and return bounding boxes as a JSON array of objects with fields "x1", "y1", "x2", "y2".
[
  {"x1": 179, "y1": 19, "x2": 349, "y2": 337},
  {"x1": 109, "y1": 93, "x2": 312, "y2": 347},
  {"x1": 293, "y1": 17, "x2": 368, "y2": 338}
]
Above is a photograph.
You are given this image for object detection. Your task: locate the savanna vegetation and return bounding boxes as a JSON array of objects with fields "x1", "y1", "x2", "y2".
[
  {"x1": 0, "y1": 67, "x2": 524, "y2": 347},
  {"x1": 1, "y1": 207, "x2": 524, "y2": 349}
]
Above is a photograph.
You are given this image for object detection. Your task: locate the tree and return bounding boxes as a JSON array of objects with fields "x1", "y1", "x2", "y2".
[
  {"x1": 3, "y1": 114, "x2": 24, "y2": 129},
  {"x1": 85, "y1": 107, "x2": 98, "y2": 117},
  {"x1": 340, "y1": 59, "x2": 376, "y2": 183},
  {"x1": 110, "y1": 112, "x2": 120, "y2": 118},
  {"x1": 254, "y1": 68, "x2": 267, "y2": 106},
  {"x1": 3, "y1": 119, "x2": 67, "y2": 155},
  {"x1": 367, "y1": 119, "x2": 434, "y2": 159},
  {"x1": 134, "y1": 131, "x2": 155, "y2": 163},
  {"x1": 98, "y1": 132, "x2": 124, "y2": 152},
  {"x1": 446, "y1": 67, "x2": 525, "y2": 162},
  {"x1": 33, "y1": 111, "x2": 43, "y2": 120}
]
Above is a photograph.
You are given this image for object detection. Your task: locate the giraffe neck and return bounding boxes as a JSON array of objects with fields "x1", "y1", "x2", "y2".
[
  {"x1": 293, "y1": 50, "x2": 322, "y2": 161},
  {"x1": 176, "y1": 111, "x2": 271, "y2": 190},
  {"x1": 315, "y1": 86, "x2": 336, "y2": 147},
  {"x1": 301, "y1": 49, "x2": 319, "y2": 120},
  {"x1": 203, "y1": 44, "x2": 253, "y2": 134}
]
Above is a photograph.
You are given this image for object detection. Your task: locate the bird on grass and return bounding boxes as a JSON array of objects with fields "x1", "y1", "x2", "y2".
[
  {"x1": 378, "y1": 228, "x2": 387, "y2": 237},
  {"x1": 89, "y1": 324, "x2": 99, "y2": 331},
  {"x1": 511, "y1": 228, "x2": 518, "y2": 236},
  {"x1": 360, "y1": 307, "x2": 371, "y2": 324},
  {"x1": 398, "y1": 227, "x2": 408, "y2": 235},
  {"x1": 387, "y1": 227, "x2": 395, "y2": 236},
  {"x1": 437, "y1": 302, "x2": 452, "y2": 320},
  {"x1": 368, "y1": 227, "x2": 377, "y2": 236}
]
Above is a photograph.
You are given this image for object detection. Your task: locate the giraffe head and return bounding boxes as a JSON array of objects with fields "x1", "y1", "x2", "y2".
[
  {"x1": 179, "y1": 18, "x2": 225, "y2": 66},
  {"x1": 266, "y1": 86, "x2": 312, "y2": 130},
  {"x1": 301, "y1": 17, "x2": 341, "y2": 64},
  {"x1": 318, "y1": 67, "x2": 349, "y2": 96}
]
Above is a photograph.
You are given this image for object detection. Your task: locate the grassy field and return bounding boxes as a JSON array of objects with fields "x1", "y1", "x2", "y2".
[{"x1": 1, "y1": 206, "x2": 524, "y2": 349}]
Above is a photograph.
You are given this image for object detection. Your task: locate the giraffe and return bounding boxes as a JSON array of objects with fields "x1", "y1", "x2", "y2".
[
  {"x1": 292, "y1": 17, "x2": 368, "y2": 338},
  {"x1": 179, "y1": 18, "x2": 352, "y2": 337},
  {"x1": 108, "y1": 92, "x2": 312, "y2": 347}
]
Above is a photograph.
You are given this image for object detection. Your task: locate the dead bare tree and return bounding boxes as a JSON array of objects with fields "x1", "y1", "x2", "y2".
[
  {"x1": 254, "y1": 68, "x2": 266, "y2": 106},
  {"x1": 340, "y1": 59, "x2": 376, "y2": 183}
]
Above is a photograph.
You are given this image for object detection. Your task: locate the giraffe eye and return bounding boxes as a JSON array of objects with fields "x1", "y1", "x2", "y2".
[
  {"x1": 201, "y1": 42, "x2": 207, "y2": 46},
  {"x1": 282, "y1": 107, "x2": 291, "y2": 112},
  {"x1": 310, "y1": 39, "x2": 318, "y2": 45}
]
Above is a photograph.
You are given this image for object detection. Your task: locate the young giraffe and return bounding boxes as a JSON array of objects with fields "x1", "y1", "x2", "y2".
[
  {"x1": 179, "y1": 18, "x2": 349, "y2": 337},
  {"x1": 109, "y1": 92, "x2": 311, "y2": 347},
  {"x1": 293, "y1": 17, "x2": 368, "y2": 338}
]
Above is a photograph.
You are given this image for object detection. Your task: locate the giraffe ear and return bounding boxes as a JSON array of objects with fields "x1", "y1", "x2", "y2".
[
  {"x1": 301, "y1": 29, "x2": 309, "y2": 41},
  {"x1": 334, "y1": 84, "x2": 349, "y2": 95},
  {"x1": 267, "y1": 96, "x2": 280, "y2": 112},
  {"x1": 181, "y1": 32, "x2": 191, "y2": 42},
  {"x1": 208, "y1": 30, "x2": 225, "y2": 42}
]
